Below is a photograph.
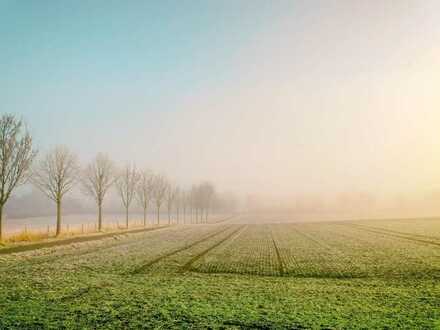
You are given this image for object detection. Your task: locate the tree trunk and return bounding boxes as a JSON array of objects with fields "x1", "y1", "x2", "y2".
[
  {"x1": 98, "y1": 202, "x2": 102, "y2": 231},
  {"x1": 157, "y1": 205, "x2": 160, "y2": 225},
  {"x1": 56, "y1": 199, "x2": 61, "y2": 236},
  {"x1": 196, "y1": 208, "x2": 198, "y2": 224},
  {"x1": 143, "y1": 206, "x2": 147, "y2": 227},
  {"x1": 0, "y1": 203, "x2": 3, "y2": 241},
  {"x1": 168, "y1": 206, "x2": 171, "y2": 224},
  {"x1": 125, "y1": 207, "x2": 129, "y2": 229}
]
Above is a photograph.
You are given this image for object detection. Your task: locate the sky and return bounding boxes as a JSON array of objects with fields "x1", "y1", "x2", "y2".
[{"x1": 1, "y1": 1, "x2": 440, "y2": 213}]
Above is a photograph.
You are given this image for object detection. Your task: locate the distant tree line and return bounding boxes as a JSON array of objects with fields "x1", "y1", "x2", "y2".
[{"x1": 0, "y1": 114, "x2": 235, "y2": 241}]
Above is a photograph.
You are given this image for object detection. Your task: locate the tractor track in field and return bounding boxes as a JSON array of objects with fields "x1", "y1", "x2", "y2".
[
  {"x1": 269, "y1": 227, "x2": 285, "y2": 276},
  {"x1": 344, "y1": 223, "x2": 440, "y2": 248},
  {"x1": 179, "y1": 225, "x2": 247, "y2": 273},
  {"x1": 129, "y1": 225, "x2": 234, "y2": 274},
  {"x1": 323, "y1": 224, "x2": 440, "y2": 277},
  {"x1": 0, "y1": 225, "x2": 173, "y2": 271},
  {"x1": 346, "y1": 223, "x2": 440, "y2": 242},
  {"x1": 271, "y1": 225, "x2": 302, "y2": 273}
]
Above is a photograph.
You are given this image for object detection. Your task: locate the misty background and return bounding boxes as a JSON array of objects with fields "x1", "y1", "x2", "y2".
[{"x1": 2, "y1": 1, "x2": 440, "y2": 220}]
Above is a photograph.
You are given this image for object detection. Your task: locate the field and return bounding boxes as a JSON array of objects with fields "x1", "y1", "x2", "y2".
[{"x1": 1, "y1": 215, "x2": 440, "y2": 329}]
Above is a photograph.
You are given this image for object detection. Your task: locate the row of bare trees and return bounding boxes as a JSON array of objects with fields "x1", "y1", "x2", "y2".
[
  {"x1": 163, "y1": 181, "x2": 216, "y2": 225},
  {"x1": 0, "y1": 114, "x2": 221, "y2": 240}
]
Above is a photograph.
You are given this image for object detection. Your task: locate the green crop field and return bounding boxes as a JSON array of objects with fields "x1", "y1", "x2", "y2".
[{"x1": 1, "y1": 215, "x2": 440, "y2": 329}]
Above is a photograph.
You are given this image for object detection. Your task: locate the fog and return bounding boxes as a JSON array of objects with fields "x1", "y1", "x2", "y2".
[{"x1": 2, "y1": 1, "x2": 440, "y2": 220}]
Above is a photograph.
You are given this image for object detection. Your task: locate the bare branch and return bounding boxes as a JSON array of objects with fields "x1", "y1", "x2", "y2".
[
  {"x1": 0, "y1": 114, "x2": 37, "y2": 206},
  {"x1": 151, "y1": 174, "x2": 168, "y2": 209},
  {"x1": 136, "y1": 169, "x2": 154, "y2": 210},
  {"x1": 115, "y1": 163, "x2": 140, "y2": 227},
  {"x1": 81, "y1": 153, "x2": 115, "y2": 205},
  {"x1": 0, "y1": 114, "x2": 37, "y2": 239},
  {"x1": 31, "y1": 146, "x2": 79, "y2": 203}
]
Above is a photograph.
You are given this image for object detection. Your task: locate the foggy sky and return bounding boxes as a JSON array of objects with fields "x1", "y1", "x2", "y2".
[{"x1": 1, "y1": 1, "x2": 440, "y2": 216}]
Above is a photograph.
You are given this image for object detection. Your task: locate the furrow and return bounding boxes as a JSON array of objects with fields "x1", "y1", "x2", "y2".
[
  {"x1": 269, "y1": 227, "x2": 285, "y2": 276},
  {"x1": 129, "y1": 225, "x2": 233, "y2": 274},
  {"x1": 344, "y1": 223, "x2": 440, "y2": 248},
  {"x1": 179, "y1": 225, "x2": 247, "y2": 273}
]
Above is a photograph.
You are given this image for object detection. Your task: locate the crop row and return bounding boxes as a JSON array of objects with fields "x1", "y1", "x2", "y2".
[
  {"x1": 0, "y1": 225, "x2": 229, "y2": 278},
  {"x1": 192, "y1": 225, "x2": 280, "y2": 276},
  {"x1": 276, "y1": 223, "x2": 440, "y2": 278},
  {"x1": 3, "y1": 220, "x2": 440, "y2": 280},
  {"x1": 354, "y1": 218, "x2": 440, "y2": 239},
  {"x1": 189, "y1": 222, "x2": 440, "y2": 278},
  {"x1": 131, "y1": 225, "x2": 242, "y2": 274}
]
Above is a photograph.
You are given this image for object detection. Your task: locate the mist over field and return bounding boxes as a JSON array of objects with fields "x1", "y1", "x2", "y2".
[
  {"x1": 2, "y1": 1, "x2": 440, "y2": 222},
  {"x1": 1, "y1": 1, "x2": 440, "y2": 329}
]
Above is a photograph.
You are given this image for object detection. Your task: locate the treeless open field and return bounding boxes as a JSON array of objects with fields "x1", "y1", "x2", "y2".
[{"x1": 1, "y1": 215, "x2": 439, "y2": 329}]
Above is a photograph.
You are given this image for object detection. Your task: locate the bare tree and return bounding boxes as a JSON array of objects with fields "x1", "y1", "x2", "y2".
[
  {"x1": 151, "y1": 174, "x2": 168, "y2": 225},
  {"x1": 81, "y1": 153, "x2": 114, "y2": 231},
  {"x1": 115, "y1": 164, "x2": 139, "y2": 229},
  {"x1": 136, "y1": 169, "x2": 154, "y2": 226},
  {"x1": 175, "y1": 186, "x2": 181, "y2": 224},
  {"x1": 192, "y1": 184, "x2": 204, "y2": 224},
  {"x1": 181, "y1": 190, "x2": 189, "y2": 224},
  {"x1": 0, "y1": 114, "x2": 37, "y2": 240},
  {"x1": 200, "y1": 182, "x2": 215, "y2": 222},
  {"x1": 188, "y1": 182, "x2": 216, "y2": 224},
  {"x1": 190, "y1": 185, "x2": 197, "y2": 223},
  {"x1": 165, "y1": 183, "x2": 178, "y2": 224},
  {"x1": 31, "y1": 146, "x2": 78, "y2": 236}
]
